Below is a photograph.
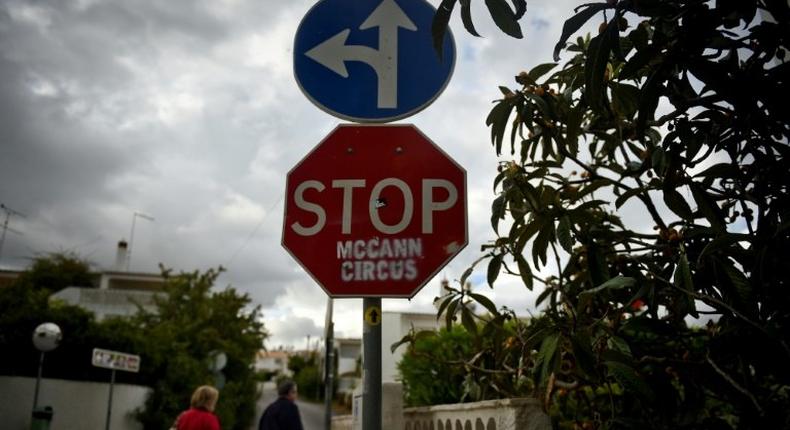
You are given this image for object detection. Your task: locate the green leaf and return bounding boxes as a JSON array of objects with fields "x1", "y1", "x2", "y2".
[
  {"x1": 573, "y1": 199, "x2": 608, "y2": 212},
  {"x1": 536, "y1": 333, "x2": 560, "y2": 385},
  {"x1": 390, "y1": 333, "x2": 413, "y2": 354},
  {"x1": 580, "y1": 276, "x2": 636, "y2": 296},
  {"x1": 663, "y1": 188, "x2": 693, "y2": 219},
  {"x1": 553, "y1": 3, "x2": 610, "y2": 61},
  {"x1": 486, "y1": 99, "x2": 516, "y2": 155},
  {"x1": 435, "y1": 295, "x2": 452, "y2": 321},
  {"x1": 445, "y1": 298, "x2": 460, "y2": 330},
  {"x1": 697, "y1": 233, "x2": 751, "y2": 263},
  {"x1": 573, "y1": 179, "x2": 609, "y2": 202},
  {"x1": 468, "y1": 292, "x2": 499, "y2": 316},
  {"x1": 615, "y1": 187, "x2": 644, "y2": 209},
  {"x1": 651, "y1": 146, "x2": 667, "y2": 175},
  {"x1": 605, "y1": 361, "x2": 655, "y2": 403},
  {"x1": 587, "y1": 242, "x2": 611, "y2": 287},
  {"x1": 512, "y1": 0, "x2": 527, "y2": 19},
  {"x1": 571, "y1": 330, "x2": 598, "y2": 379},
  {"x1": 636, "y1": 67, "x2": 664, "y2": 133},
  {"x1": 431, "y1": 0, "x2": 456, "y2": 58},
  {"x1": 693, "y1": 163, "x2": 738, "y2": 188},
  {"x1": 584, "y1": 18, "x2": 617, "y2": 113},
  {"x1": 674, "y1": 253, "x2": 693, "y2": 291},
  {"x1": 557, "y1": 216, "x2": 573, "y2": 253},
  {"x1": 689, "y1": 59, "x2": 730, "y2": 95},
  {"x1": 491, "y1": 195, "x2": 506, "y2": 234},
  {"x1": 459, "y1": 0, "x2": 480, "y2": 37},
  {"x1": 621, "y1": 48, "x2": 656, "y2": 80},
  {"x1": 718, "y1": 257, "x2": 754, "y2": 309},
  {"x1": 485, "y1": 0, "x2": 523, "y2": 38},
  {"x1": 522, "y1": 91, "x2": 552, "y2": 117},
  {"x1": 516, "y1": 217, "x2": 546, "y2": 254},
  {"x1": 461, "y1": 305, "x2": 477, "y2": 335},
  {"x1": 673, "y1": 253, "x2": 697, "y2": 318},
  {"x1": 532, "y1": 221, "x2": 554, "y2": 267},
  {"x1": 515, "y1": 254, "x2": 534, "y2": 290},
  {"x1": 611, "y1": 82, "x2": 640, "y2": 118},
  {"x1": 607, "y1": 336, "x2": 632, "y2": 358},
  {"x1": 535, "y1": 286, "x2": 554, "y2": 307},
  {"x1": 487, "y1": 254, "x2": 503, "y2": 288},
  {"x1": 690, "y1": 184, "x2": 726, "y2": 232},
  {"x1": 528, "y1": 63, "x2": 558, "y2": 82},
  {"x1": 564, "y1": 106, "x2": 584, "y2": 153}
]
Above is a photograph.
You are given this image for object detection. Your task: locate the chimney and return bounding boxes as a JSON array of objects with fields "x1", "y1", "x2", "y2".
[{"x1": 115, "y1": 240, "x2": 128, "y2": 271}]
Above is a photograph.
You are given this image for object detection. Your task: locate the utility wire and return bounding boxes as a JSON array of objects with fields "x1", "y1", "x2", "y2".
[
  {"x1": 224, "y1": 194, "x2": 283, "y2": 269},
  {"x1": 0, "y1": 203, "x2": 26, "y2": 267}
]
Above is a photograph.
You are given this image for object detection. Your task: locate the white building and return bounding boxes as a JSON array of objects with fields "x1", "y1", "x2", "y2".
[
  {"x1": 255, "y1": 350, "x2": 292, "y2": 377},
  {"x1": 2, "y1": 241, "x2": 166, "y2": 320},
  {"x1": 335, "y1": 337, "x2": 362, "y2": 376},
  {"x1": 52, "y1": 270, "x2": 165, "y2": 320},
  {"x1": 381, "y1": 311, "x2": 441, "y2": 383}
]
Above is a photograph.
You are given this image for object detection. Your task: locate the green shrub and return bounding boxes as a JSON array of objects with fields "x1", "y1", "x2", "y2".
[{"x1": 398, "y1": 327, "x2": 474, "y2": 407}]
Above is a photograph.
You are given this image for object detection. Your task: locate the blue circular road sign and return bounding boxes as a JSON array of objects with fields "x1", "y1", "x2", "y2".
[{"x1": 294, "y1": 0, "x2": 456, "y2": 123}]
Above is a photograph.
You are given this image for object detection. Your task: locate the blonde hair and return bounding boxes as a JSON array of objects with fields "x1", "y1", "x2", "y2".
[{"x1": 190, "y1": 385, "x2": 219, "y2": 411}]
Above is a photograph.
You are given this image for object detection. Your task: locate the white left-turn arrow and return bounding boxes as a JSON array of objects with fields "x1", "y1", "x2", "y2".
[{"x1": 304, "y1": 0, "x2": 417, "y2": 109}]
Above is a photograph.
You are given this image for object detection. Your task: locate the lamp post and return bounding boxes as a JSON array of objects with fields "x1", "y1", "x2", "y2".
[
  {"x1": 126, "y1": 211, "x2": 154, "y2": 271},
  {"x1": 32, "y1": 323, "x2": 61, "y2": 411}
]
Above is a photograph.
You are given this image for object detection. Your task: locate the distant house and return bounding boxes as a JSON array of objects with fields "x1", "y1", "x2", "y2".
[
  {"x1": 0, "y1": 269, "x2": 20, "y2": 288},
  {"x1": 255, "y1": 350, "x2": 293, "y2": 377},
  {"x1": 52, "y1": 270, "x2": 165, "y2": 320},
  {"x1": 3, "y1": 241, "x2": 166, "y2": 320},
  {"x1": 334, "y1": 337, "x2": 361, "y2": 376}
]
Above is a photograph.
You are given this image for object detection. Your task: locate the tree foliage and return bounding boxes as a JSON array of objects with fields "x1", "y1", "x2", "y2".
[
  {"x1": 13, "y1": 252, "x2": 95, "y2": 293},
  {"x1": 286, "y1": 352, "x2": 321, "y2": 402},
  {"x1": 404, "y1": 0, "x2": 790, "y2": 428},
  {"x1": 132, "y1": 267, "x2": 268, "y2": 430}
]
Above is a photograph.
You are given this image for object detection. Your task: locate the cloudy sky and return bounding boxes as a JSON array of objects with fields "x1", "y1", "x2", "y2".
[{"x1": 0, "y1": 0, "x2": 586, "y2": 348}]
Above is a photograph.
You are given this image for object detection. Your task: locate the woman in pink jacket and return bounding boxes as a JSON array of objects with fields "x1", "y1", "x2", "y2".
[{"x1": 174, "y1": 385, "x2": 221, "y2": 430}]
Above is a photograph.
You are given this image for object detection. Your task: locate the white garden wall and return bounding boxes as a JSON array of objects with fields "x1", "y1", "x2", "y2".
[{"x1": 0, "y1": 376, "x2": 150, "y2": 430}]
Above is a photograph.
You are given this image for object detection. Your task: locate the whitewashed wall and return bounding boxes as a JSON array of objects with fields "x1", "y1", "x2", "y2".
[{"x1": 0, "y1": 376, "x2": 150, "y2": 430}]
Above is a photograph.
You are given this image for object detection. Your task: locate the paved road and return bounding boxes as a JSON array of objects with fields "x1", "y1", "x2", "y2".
[{"x1": 251, "y1": 382, "x2": 327, "y2": 430}]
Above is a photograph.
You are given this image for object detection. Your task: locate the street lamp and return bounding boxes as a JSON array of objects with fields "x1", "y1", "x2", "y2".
[
  {"x1": 127, "y1": 211, "x2": 154, "y2": 271},
  {"x1": 32, "y1": 322, "x2": 61, "y2": 410}
]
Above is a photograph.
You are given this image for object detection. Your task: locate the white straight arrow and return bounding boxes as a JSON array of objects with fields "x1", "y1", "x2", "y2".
[{"x1": 305, "y1": 0, "x2": 417, "y2": 109}]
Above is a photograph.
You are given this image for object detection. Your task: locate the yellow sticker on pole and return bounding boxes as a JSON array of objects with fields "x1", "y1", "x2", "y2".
[{"x1": 364, "y1": 306, "x2": 382, "y2": 326}]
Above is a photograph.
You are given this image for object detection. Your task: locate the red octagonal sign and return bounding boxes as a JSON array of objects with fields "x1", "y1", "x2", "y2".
[{"x1": 282, "y1": 124, "x2": 467, "y2": 298}]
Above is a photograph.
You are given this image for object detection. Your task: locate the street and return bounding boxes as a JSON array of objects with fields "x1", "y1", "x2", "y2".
[{"x1": 251, "y1": 382, "x2": 327, "y2": 430}]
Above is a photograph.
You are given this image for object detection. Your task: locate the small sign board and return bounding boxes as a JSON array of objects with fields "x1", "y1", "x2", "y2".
[
  {"x1": 364, "y1": 306, "x2": 382, "y2": 326},
  {"x1": 92, "y1": 348, "x2": 141, "y2": 373}
]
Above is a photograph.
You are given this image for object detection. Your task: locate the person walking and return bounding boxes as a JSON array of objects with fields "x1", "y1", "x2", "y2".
[
  {"x1": 172, "y1": 385, "x2": 222, "y2": 430},
  {"x1": 259, "y1": 380, "x2": 304, "y2": 430}
]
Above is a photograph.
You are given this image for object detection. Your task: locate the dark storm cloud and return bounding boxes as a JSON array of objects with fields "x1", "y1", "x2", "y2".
[{"x1": 0, "y1": 0, "x2": 297, "y2": 269}]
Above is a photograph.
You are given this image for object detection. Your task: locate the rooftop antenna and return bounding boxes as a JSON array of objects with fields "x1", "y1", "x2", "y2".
[
  {"x1": 0, "y1": 203, "x2": 25, "y2": 268},
  {"x1": 127, "y1": 211, "x2": 154, "y2": 271}
]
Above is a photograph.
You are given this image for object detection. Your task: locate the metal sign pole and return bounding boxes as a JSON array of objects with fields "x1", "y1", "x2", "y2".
[
  {"x1": 32, "y1": 351, "x2": 44, "y2": 410},
  {"x1": 105, "y1": 368, "x2": 116, "y2": 430},
  {"x1": 362, "y1": 298, "x2": 381, "y2": 430},
  {"x1": 324, "y1": 298, "x2": 334, "y2": 430}
]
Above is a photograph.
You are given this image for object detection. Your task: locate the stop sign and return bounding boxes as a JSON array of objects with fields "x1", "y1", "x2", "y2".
[{"x1": 282, "y1": 124, "x2": 467, "y2": 298}]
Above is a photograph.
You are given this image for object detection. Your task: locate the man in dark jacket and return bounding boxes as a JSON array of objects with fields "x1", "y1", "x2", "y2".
[{"x1": 259, "y1": 380, "x2": 304, "y2": 430}]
